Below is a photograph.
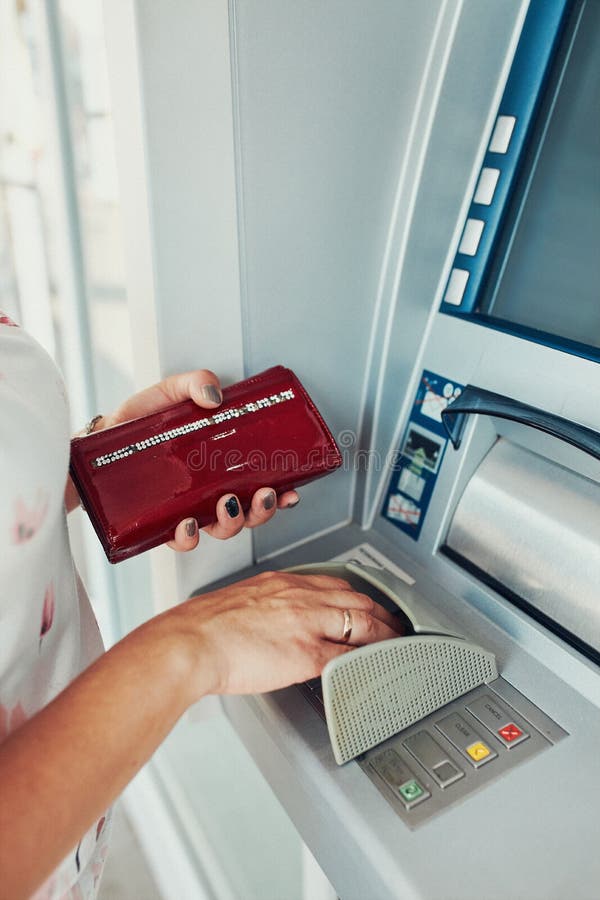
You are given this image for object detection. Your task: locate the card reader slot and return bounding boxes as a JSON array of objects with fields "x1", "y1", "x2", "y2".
[{"x1": 441, "y1": 384, "x2": 600, "y2": 460}]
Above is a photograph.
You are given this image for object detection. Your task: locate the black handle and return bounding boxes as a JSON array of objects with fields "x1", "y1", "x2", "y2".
[{"x1": 441, "y1": 385, "x2": 600, "y2": 461}]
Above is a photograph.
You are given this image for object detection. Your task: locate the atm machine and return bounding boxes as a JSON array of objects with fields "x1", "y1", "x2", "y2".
[
  {"x1": 203, "y1": 1, "x2": 600, "y2": 897},
  {"x1": 107, "y1": 0, "x2": 600, "y2": 897}
]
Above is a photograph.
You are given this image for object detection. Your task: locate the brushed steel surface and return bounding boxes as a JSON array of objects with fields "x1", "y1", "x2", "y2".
[{"x1": 446, "y1": 439, "x2": 600, "y2": 653}]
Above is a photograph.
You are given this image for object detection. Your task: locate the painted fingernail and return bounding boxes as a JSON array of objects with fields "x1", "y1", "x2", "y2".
[
  {"x1": 263, "y1": 491, "x2": 276, "y2": 511},
  {"x1": 225, "y1": 496, "x2": 240, "y2": 518},
  {"x1": 201, "y1": 384, "x2": 222, "y2": 404},
  {"x1": 185, "y1": 518, "x2": 197, "y2": 538},
  {"x1": 287, "y1": 497, "x2": 300, "y2": 508}
]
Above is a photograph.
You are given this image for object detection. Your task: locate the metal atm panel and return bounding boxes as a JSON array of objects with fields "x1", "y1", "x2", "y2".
[
  {"x1": 205, "y1": 0, "x2": 600, "y2": 897},
  {"x1": 220, "y1": 521, "x2": 599, "y2": 899}
]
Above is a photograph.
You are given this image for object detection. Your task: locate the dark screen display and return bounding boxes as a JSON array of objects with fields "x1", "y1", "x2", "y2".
[{"x1": 478, "y1": 2, "x2": 600, "y2": 350}]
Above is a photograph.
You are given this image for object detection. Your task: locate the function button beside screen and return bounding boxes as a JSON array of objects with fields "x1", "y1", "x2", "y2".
[
  {"x1": 403, "y1": 730, "x2": 464, "y2": 789},
  {"x1": 488, "y1": 114, "x2": 517, "y2": 154},
  {"x1": 458, "y1": 218, "x2": 485, "y2": 256},
  {"x1": 370, "y1": 749, "x2": 430, "y2": 810},
  {"x1": 443, "y1": 267, "x2": 469, "y2": 306},
  {"x1": 435, "y1": 712, "x2": 498, "y2": 768},
  {"x1": 473, "y1": 167, "x2": 500, "y2": 205},
  {"x1": 466, "y1": 695, "x2": 530, "y2": 749}
]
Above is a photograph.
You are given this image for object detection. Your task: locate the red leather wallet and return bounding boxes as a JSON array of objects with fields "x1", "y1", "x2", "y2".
[{"x1": 70, "y1": 366, "x2": 342, "y2": 563}]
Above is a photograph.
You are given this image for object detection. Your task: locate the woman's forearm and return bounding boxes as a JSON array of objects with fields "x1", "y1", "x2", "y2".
[
  {"x1": 0, "y1": 571, "x2": 404, "y2": 899},
  {"x1": 0, "y1": 617, "x2": 203, "y2": 900}
]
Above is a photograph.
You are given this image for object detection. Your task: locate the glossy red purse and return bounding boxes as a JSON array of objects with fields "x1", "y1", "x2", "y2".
[{"x1": 69, "y1": 366, "x2": 342, "y2": 562}]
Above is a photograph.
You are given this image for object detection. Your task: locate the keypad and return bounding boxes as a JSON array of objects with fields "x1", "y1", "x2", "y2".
[
  {"x1": 298, "y1": 675, "x2": 565, "y2": 830},
  {"x1": 355, "y1": 679, "x2": 564, "y2": 830}
]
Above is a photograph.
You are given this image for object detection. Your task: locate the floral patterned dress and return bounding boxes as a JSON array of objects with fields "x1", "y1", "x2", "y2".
[{"x1": 0, "y1": 313, "x2": 111, "y2": 899}]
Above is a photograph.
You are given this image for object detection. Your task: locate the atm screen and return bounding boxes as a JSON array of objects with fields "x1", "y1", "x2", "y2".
[
  {"x1": 477, "y1": 0, "x2": 600, "y2": 349},
  {"x1": 440, "y1": 0, "x2": 600, "y2": 359}
]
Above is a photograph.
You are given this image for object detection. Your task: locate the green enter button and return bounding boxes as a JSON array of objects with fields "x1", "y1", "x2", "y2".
[{"x1": 399, "y1": 779, "x2": 425, "y2": 802}]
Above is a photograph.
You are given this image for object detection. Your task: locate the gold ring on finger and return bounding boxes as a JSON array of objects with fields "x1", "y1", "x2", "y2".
[{"x1": 341, "y1": 609, "x2": 353, "y2": 643}]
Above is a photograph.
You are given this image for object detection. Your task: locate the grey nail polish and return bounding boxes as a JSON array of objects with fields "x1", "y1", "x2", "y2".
[
  {"x1": 185, "y1": 518, "x2": 197, "y2": 538},
  {"x1": 287, "y1": 497, "x2": 300, "y2": 508},
  {"x1": 225, "y1": 496, "x2": 240, "y2": 518},
  {"x1": 263, "y1": 491, "x2": 276, "y2": 511},
  {"x1": 201, "y1": 384, "x2": 222, "y2": 404}
]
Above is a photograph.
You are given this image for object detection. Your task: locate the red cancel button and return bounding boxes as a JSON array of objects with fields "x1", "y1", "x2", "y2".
[{"x1": 498, "y1": 723, "x2": 523, "y2": 742}]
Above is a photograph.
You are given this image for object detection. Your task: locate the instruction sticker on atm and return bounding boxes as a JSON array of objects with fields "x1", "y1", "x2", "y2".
[{"x1": 381, "y1": 370, "x2": 463, "y2": 541}]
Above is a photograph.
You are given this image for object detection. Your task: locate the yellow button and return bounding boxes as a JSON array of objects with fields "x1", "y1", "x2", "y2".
[{"x1": 466, "y1": 741, "x2": 491, "y2": 762}]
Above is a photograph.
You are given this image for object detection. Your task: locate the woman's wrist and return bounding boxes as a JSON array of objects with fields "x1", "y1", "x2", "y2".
[{"x1": 140, "y1": 607, "x2": 222, "y2": 706}]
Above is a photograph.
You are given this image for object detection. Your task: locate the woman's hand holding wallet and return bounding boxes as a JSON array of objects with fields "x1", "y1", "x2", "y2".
[{"x1": 69, "y1": 365, "x2": 342, "y2": 562}]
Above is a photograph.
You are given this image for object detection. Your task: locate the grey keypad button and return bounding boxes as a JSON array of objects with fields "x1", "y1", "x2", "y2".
[
  {"x1": 435, "y1": 712, "x2": 498, "y2": 768},
  {"x1": 466, "y1": 695, "x2": 529, "y2": 749},
  {"x1": 433, "y1": 760, "x2": 462, "y2": 785},
  {"x1": 403, "y1": 730, "x2": 464, "y2": 788}
]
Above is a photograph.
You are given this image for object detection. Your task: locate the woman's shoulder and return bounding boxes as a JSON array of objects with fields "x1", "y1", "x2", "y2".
[
  {"x1": 0, "y1": 313, "x2": 71, "y2": 534},
  {"x1": 0, "y1": 313, "x2": 69, "y2": 417}
]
